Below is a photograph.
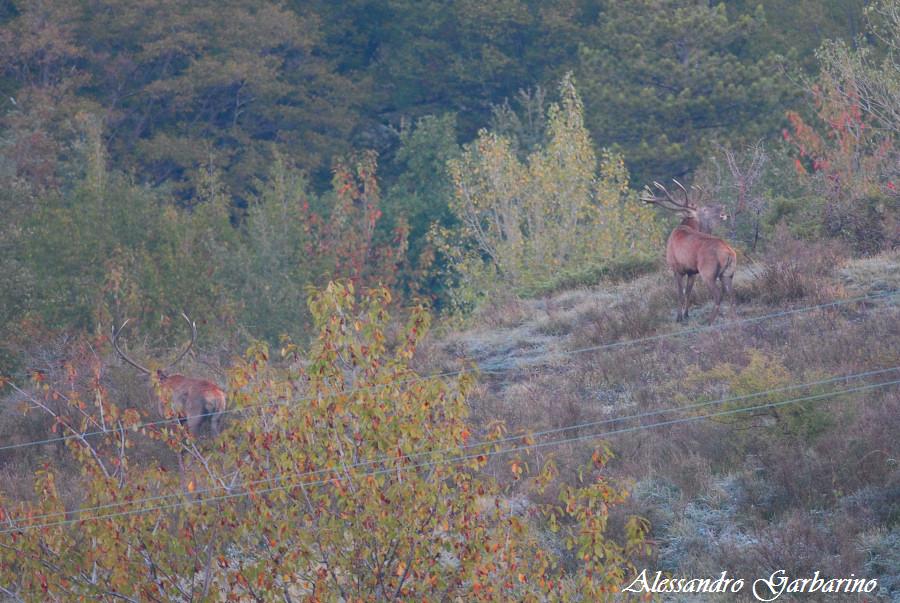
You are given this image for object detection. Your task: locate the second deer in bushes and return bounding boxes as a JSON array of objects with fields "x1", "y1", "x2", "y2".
[
  {"x1": 112, "y1": 313, "x2": 226, "y2": 437},
  {"x1": 641, "y1": 180, "x2": 737, "y2": 324}
]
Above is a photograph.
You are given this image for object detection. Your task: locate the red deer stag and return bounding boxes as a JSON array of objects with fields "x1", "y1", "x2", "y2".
[
  {"x1": 112, "y1": 313, "x2": 226, "y2": 437},
  {"x1": 641, "y1": 180, "x2": 737, "y2": 324}
]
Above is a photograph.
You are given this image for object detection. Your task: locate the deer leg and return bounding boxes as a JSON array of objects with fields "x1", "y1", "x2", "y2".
[
  {"x1": 683, "y1": 274, "x2": 697, "y2": 320},
  {"x1": 185, "y1": 402, "x2": 203, "y2": 437},
  {"x1": 723, "y1": 274, "x2": 736, "y2": 318},
  {"x1": 706, "y1": 277, "x2": 723, "y2": 324},
  {"x1": 209, "y1": 400, "x2": 224, "y2": 437},
  {"x1": 673, "y1": 272, "x2": 686, "y2": 322},
  {"x1": 210, "y1": 410, "x2": 221, "y2": 438}
]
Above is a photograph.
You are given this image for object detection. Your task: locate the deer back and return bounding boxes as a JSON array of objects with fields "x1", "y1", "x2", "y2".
[
  {"x1": 158, "y1": 373, "x2": 227, "y2": 436},
  {"x1": 666, "y1": 226, "x2": 736, "y2": 279},
  {"x1": 113, "y1": 314, "x2": 226, "y2": 437}
]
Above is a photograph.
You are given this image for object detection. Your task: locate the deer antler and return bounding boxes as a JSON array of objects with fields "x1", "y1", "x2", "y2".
[
  {"x1": 672, "y1": 179, "x2": 690, "y2": 204},
  {"x1": 163, "y1": 312, "x2": 196, "y2": 372},
  {"x1": 112, "y1": 319, "x2": 152, "y2": 375},
  {"x1": 641, "y1": 179, "x2": 700, "y2": 212},
  {"x1": 684, "y1": 181, "x2": 706, "y2": 206},
  {"x1": 113, "y1": 313, "x2": 197, "y2": 375}
]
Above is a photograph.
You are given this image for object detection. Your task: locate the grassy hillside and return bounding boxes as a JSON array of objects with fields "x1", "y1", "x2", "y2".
[
  {"x1": 426, "y1": 247, "x2": 900, "y2": 600},
  {"x1": 0, "y1": 242, "x2": 897, "y2": 600}
]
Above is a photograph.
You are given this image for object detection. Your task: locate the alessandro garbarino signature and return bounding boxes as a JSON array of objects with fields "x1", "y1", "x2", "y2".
[{"x1": 622, "y1": 569, "x2": 879, "y2": 600}]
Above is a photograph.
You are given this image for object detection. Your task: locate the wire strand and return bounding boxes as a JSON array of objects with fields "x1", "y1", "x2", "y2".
[
  {"x1": 3, "y1": 289, "x2": 896, "y2": 454},
  {"x1": 3, "y1": 377, "x2": 897, "y2": 534},
  {"x1": 10, "y1": 365, "x2": 899, "y2": 526}
]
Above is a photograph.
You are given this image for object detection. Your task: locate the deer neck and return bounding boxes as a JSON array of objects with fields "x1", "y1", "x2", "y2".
[
  {"x1": 679, "y1": 215, "x2": 701, "y2": 231},
  {"x1": 155, "y1": 370, "x2": 177, "y2": 387}
]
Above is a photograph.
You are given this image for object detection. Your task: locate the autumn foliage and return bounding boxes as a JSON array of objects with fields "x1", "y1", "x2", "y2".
[
  {"x1": 0, "y1": 283, "x2": 647, "y2": 601},
  {"x1": 436, "y1": 75, "x2": 662, "y2": 308},
  {"x1": 784, "y1": 83, "x2": 892, "y2": 205},
  {"x1": 321, "y1": 153, "x2": 408, "y2": 289},
  {"x1": 782, "y1": 51, "x2": 898, "y2": 253}
]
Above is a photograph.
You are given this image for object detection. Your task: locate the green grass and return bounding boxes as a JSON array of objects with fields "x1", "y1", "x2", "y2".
[{"x1": 518, "y1": 254, "x2": 659, "y2": 298}]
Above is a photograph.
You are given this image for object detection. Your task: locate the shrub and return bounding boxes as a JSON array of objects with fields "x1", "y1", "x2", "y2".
[
  {"x1": 0, "y1": 282, "x2": 649, "y2": 601},
  {"x1": 436, "y1": 74, "x2": 663, "y2": 312},
  {"x1": 749, "y1": 225, "x2": 847, "y2": 305},
  {"x1": 682, "y1": 349, "x2": 835, "y2": 466}
]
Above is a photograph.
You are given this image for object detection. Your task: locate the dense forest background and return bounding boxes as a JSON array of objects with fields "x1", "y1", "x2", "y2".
[{"x1": 0, "y1": 0, "x2": 887, "y2": 361}]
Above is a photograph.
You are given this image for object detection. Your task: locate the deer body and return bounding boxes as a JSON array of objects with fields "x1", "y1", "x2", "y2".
[
  {"x1": 643, "y1": 181, "x2": 737, "y2": 323},
  {"x1": 157, "y1": 372, "x2": 227, "y2": 437},
  {"x1": 113, "y1": 313, "x2": 226, "y2": 438}
]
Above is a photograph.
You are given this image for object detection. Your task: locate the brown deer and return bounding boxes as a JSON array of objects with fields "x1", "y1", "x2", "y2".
[
  {"x1": 641, "y1": 180, "x2": 737, "y2": 324},
  {"x1": 112, "y1": 313, "x2": 226, "y2": 437}
]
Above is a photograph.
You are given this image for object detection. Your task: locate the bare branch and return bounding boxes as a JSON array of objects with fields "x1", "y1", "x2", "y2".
[{"x1": 6, "y1": 380, "x2": 111, "y2": 480}]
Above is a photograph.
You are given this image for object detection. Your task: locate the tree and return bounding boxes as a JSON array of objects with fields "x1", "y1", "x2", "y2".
[
  {"x1": 805, "y1": 0, "x2": 900, "y2": 139},
  {"x1": 723, "y1": 0, "x2": 867, "y2": 69},
  {"x1": 9, "y1": 117, "x2": 236, "y2": 338},
  {"x1": 577, "y1": 0, "x2": 794, "y2": 185},
  {"x1": 320, "y1": 152, "x2": 407, "y2": 290},
  {"x1": 696, "y1": 141, "x2": 770, "y2": 250},
  {"x1": 228, "y1": 154, "x2": 320, "y2": 343},
  {"x1": 31, "y1": 0, "x2": 362, "y2": 195},
  {"x1": 383, "y1": 113, "x2": 461, "y2": 300},
  {"x1": 781, "y1": 2, "x2": 900, "y2": 253},
  {"x1": 229, "y1": 151, "x2": 408, "y2": 343},
  {"x1": 347, "y1": 0, "x2": 594, "y2": 141},
  {"x1": 0, "y1": 0, "x2": 94, "y2": 193},
  {"x1": 439, "y1": 75, "x2": 662, "y2": 308},
  {"x1": 0, "y1": 282, "x2": 649, "y2": 601},
  {"x1": 372, "y1": 0, "x2": 535, "y2": 131}
]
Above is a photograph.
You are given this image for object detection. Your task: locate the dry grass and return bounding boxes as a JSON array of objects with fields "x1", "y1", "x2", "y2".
[
  {"x1": 839, "y1": 248, "x2": 900, "y2": 293},
  {"x1": 429, "y1": 246, "x2": 900, "y2": 595},
  {"x1": 3, "y1": 233, "x2": 898, "y2": 597},
  {"x1": 745, "y1": 225, "x2": 849, "y2": 305}
]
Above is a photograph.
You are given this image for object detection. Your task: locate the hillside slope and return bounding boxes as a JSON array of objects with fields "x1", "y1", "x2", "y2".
[{"x1": 428, "y1": 250, "x2": 900, "y2": 601}]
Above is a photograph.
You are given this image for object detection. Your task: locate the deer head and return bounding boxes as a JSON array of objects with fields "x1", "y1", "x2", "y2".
[{"x1": 641, "y1": 179, "x2": 728, "y2": 234}]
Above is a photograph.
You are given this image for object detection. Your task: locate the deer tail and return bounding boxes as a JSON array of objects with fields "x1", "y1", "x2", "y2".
[
  {"x1": 736, "y1": 247, "x2": 761, "y2": 266},
  {"x1": 718, "y1": 249, "x2": 736, "y2": 280}
]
